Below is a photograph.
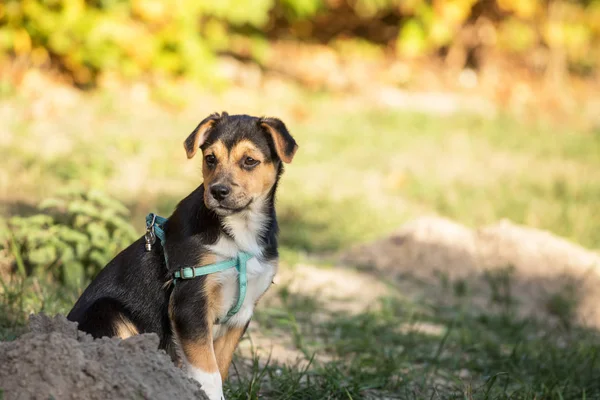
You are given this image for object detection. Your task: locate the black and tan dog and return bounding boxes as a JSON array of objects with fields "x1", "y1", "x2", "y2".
[{"x1": 67, "y1": 112, "x2": 297, "y2": 400}]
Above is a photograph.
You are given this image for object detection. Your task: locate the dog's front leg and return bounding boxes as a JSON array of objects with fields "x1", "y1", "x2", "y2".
[
  {"x1": 214, "y1": 324, "x2": 247, "y2": 381},
  {"x1": 171, "y1": 283, "x2": 224, "y2": 400},
  {"x1": 181, "y1": 336, "x2": 223, "y2": 400}
]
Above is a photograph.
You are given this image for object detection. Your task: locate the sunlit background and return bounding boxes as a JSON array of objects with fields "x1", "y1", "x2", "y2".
[{"x1": 1, "y1": 0, "x2": 600, "y2": 398}]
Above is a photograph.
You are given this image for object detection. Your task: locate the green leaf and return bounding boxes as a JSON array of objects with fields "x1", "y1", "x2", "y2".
[
  {"x1": 87, "y1": 222, "x2": 110, "y2": 244},
  {"x1": 62, "y1": 261, "x2": 85, "y2": 289},
  {"x1": 89, "y1": 249, "x2": 108, "y2": 267},
  {"x1": 397, "y1": 19, "x2": 428, "y2": 58},
  {"x1": 28, "y1": 245, "x2": 57, "y2": 266},
  {"x1": 60, "y1": 246, "x2": 75, "y2": 263},
  {"x1": 67, "y1": 200, "x2": 102, "y2": 219},
  {"x1": 38, "y1": 197, "x2": 66, "y2": 210}
]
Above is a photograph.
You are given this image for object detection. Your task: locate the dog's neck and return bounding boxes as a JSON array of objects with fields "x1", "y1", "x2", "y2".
[
  {"x1": 166, "y1": 184, "x2": 279, "y2": 268},
  {"x1": 220, "y1": 198, "x2": 270, "y2": 256}
]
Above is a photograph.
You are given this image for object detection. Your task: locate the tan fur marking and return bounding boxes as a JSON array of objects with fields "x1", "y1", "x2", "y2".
[
  {"x1": 202, "y1": 141, "x2": 228, "y2": 204},
  {"x1": 202, "y1": 263, "x2": 223, "y2": 323},
  {"x1": 185, "y1": 119, "x2": 216, "y2": 159},
  {"x1": 201, "y1": 139, "x2": 277, "y2": 207},
  {"x1": 182, "y1": 339, "x2": 219, "y2": 373},
  {"x1": 168, "y1": 291, "x2": 176, "y2": 321},
  {"x1": 213, "y1": 326, "x2": 245, "y2": 380},
  {"x1": 167, "y1": 293, "x2": 182, "y2": 367},
  {"x1": 200, "y1": 252, "x2": 218, "y2": 266},
  {"x1": 261, "y1": 122, "x2": 298, "y2": 163},
  {"x1": 229, "y1": 140, "x2": 265, "y2": 162},
  {"x1": 168, "y1": 254, "x2": 225, "y2": 371},
  {"x1": 179, "y1": 271, "x2": 221, "y2": 372},
  {"x1": 114, "y1": 314, "x2": 139, "y2": 339},
  {"x1": 230, "y1": 139, "x2": 277, "y2": 194},
  {"x1": 177, "y1": 265, "x2": 221, "y2": 373}
]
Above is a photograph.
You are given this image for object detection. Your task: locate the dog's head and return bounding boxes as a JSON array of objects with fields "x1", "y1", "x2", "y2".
[{"x1": 184, "y1": 112, "x2": 297, "y2": 216}]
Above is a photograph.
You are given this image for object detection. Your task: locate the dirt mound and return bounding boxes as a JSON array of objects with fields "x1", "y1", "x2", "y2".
[
  {"x1": 0, "y1": 314, "x2": 208, "y2": 400},
  {"x1": 341, "y1": 216, "x2": 600, "y2": 326}
]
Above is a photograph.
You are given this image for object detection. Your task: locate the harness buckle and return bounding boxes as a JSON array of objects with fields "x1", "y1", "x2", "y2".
[{"x1": 179, "y1": 267, "x2": 196, "y2": 280}]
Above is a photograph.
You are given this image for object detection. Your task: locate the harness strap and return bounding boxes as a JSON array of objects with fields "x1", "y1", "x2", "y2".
[
  {"x1": 145, "y1": 213, "x2": 250, "y2": 325},
  {"x1": 220, "y1": 252, "x2": 250, "y2": 323}
]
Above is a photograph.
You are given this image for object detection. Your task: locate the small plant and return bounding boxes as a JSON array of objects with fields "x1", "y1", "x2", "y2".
[
  {"x1": 483, "y1": 265, "x2": 516, "y2": 314},
  {"x1": 546, "y1": 281, "x2": 579, "y2": 328},
  {"x1": 0, "y1": 189, "x2": 138, "y2": 288}
]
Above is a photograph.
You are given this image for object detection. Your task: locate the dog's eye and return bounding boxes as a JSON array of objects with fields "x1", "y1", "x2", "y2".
[
  {"x1": 244, "y1": 157, "x2": 260, "y2": 167},
  {"x1": 205, "y1": 154, "x2": 216, "y2": 165}
]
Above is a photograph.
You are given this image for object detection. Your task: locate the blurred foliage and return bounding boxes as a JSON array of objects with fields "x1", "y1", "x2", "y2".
[
  {"x1": 0, "y1": 189, "x2": 137, "y2": 288},
  {"x1": 0, "y1": 0, "x2": 598, "y2": 86}
]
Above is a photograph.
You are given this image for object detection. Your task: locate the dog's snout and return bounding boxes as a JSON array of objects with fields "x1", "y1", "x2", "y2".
[{"x1": 210, "y1": 184, "x2": 231, "y2": 201}]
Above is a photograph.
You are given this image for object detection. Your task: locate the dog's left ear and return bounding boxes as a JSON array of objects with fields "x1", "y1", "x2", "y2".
[
  {"x1": 184, "y1": 113, "x2": 224, "y2": 159},
  {"x1": 260, "y1": 118, "x2": 298, "y2": 164}
]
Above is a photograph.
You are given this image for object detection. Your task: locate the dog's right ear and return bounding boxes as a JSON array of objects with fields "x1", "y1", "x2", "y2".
[{"x1": 184, "y1": 112, "x2": 225, "y2": 159}]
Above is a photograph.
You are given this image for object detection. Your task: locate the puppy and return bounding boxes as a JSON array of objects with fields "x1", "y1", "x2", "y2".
[{"x1": 67, "y1": 112, "x2": 297, "y2": 400}]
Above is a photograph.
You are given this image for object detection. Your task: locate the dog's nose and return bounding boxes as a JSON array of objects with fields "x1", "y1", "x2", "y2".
[{"x1": 210, "y1": 184, "x2": 231, "y2": 201}]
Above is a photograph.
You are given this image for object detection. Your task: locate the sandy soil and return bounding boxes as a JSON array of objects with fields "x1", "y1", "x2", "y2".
[
  {"x1": 0, "y1": 314, "x2": 208, "y2": 400},
  {"x1": 341, "y1": 216, "x2": 600, "y2": 327}
]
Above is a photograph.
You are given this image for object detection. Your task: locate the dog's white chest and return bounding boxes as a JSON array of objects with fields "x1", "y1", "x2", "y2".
[
  {"x1": 207, "y1": 231, "x2": 276, "y2": 329},
  {"x1": 215, "y1": 256, "x2": 275, "y2": 328}
]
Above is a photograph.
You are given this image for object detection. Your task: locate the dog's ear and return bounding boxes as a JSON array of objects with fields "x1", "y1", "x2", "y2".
[
  {"x1": 184, "y1": 112, "x2": 226, "y2": 159},
  {"x1": 260, "y1": 117, "x2": 298, "y2": 164}
]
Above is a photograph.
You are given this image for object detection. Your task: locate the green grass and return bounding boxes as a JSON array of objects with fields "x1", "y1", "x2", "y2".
[
  {"x1": 1, "y1": 88, "x2": 600, "y2": 399},
  {"x1": 0, "y1": 276, "x2": 78, "y2": 341},
  {"x1": 2, "y1": 92, "x2": 600, "y2": 251},
  {"x1": 229, "y1": 279, "x2": 600, "y2": 399}
]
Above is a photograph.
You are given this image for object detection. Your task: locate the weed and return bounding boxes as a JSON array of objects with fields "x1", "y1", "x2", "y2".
[
  {"x1": 546, "y1": 282, "x2": 580, "y2": 328},
  {"x1": 1, "y1": 189, "x2": 137, "y2": 288},
  {"x1": 483, "y1": 266, "x2": 516, "y2": 314}
]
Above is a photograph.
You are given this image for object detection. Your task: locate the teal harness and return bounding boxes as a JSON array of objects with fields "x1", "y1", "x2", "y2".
[{"x1": 145, "y1": 213, "x2": 250, "y2": 324}]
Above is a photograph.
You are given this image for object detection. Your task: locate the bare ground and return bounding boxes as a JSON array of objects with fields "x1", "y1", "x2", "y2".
[{"x1": 341, "y1": 216, "x2": 600, "y2": 326}]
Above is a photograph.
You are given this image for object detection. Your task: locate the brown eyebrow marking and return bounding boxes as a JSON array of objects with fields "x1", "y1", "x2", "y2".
[
  {"x1": 229, "y1": 140, "x2": 264, "y2": 162},
  {"x1": 203, "y1": 141, "x2": 228, "y2": 160}
]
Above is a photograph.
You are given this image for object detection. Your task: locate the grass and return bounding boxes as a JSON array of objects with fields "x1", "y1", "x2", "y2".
[
  {"x1": 228, "y1": 277, "x2": 600, "y2": 399},
  {"x1": 3, "y1": 270, "x2": 599, "y2": 398},
  {"x1": 0, "y1": 276, "x2": 77, "y2": 341},
  {"x1": 1, "y1": 90, "x2": 600, "y2": 251},
  {"x1": 1, "y1": 86, "x2": 600, "y2": 399}
]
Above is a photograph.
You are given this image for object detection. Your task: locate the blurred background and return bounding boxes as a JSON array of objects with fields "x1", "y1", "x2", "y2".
[{"x1": 1, "y1": 0, "x2": 600, "y2": 398}]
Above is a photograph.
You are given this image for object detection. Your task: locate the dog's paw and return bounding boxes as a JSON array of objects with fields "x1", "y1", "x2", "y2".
[{"x1": 188, "y1": 367, "x2": 224, "y2": 400}]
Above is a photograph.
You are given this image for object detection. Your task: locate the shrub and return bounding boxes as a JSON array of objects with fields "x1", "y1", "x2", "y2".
[
  {"x1": 0, "y1": 0, "x2": 280, "y2": 86},
  {"x1": 0, "y1": 189, "x2": 138, "y2": 288},
  {"x1": 0, "y1": 0, "x2": 597, "y2": 85}
]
